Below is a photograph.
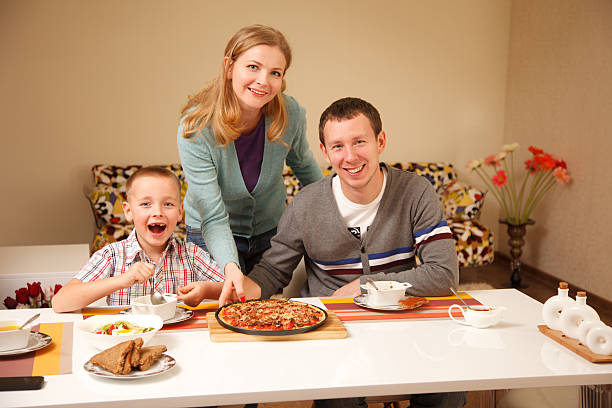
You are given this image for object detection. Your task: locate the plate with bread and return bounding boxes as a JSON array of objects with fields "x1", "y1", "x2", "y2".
[{"x1": 84, "y1": 338, "x2": 175, "y2": 379}]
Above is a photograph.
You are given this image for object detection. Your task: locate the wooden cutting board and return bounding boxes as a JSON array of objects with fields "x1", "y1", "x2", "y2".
[
  {"x1": 207, "y1": 310, "x2": 347, "y2": 342},
  {"x1": 538, "y1": 325, "x2": 612, "y2": 363}
]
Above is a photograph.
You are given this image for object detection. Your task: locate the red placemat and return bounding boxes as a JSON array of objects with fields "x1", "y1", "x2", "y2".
[{"x1": 322, "y1": 294, "x2": 482, "y2": 322}]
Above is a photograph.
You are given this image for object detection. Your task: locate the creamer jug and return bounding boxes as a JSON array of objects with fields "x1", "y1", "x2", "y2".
[
  {"x1": 542, "y1": 282, "x2": 575, "y2": 331},
  {"x1": 559, "y1": 291, "x2": 599, "y2": 339}
]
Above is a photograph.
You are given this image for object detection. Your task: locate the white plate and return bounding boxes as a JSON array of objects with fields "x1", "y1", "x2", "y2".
[
  {"x1": 84, "y1": 354, "x2": 176, "y2": 379},
  {"x1": 163, "y1": 308, "x2": 193, "y2": 324},
  {"x1": 353, "y1": 294, "x2": 413, "y2": 311},
  {"x1": 0, "y1": 332, "x2": 52, "y2": 356},
  {"x1": 121, "y1": 308, "x2": 193, "y2": 324}
]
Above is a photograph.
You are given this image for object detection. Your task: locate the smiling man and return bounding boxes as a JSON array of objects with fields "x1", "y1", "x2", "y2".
[
  {"x1": 247, "y1": 97, "x2": 458, "y2": 299},
  {"x1": 245, "y1": 97, "x2": 464, "y2": 408}
]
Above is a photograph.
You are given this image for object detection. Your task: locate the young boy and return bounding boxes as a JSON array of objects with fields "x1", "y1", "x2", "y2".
[{"x1": 52, "y1": 166, "x2": 225, "y2": 312}]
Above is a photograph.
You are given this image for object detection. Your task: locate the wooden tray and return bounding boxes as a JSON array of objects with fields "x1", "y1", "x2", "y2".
[
  {"x1": 207, "y1": 310, "x2": 347, "y2": 342},
  {"x1": 537, "y1": 325, "x2": 612, "y2": 363}
]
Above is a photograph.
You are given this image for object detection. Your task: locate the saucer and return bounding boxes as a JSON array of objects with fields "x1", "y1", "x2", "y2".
[
  {"x1": 163, "y1": 308, "x2": 193, "y2": 324},
  {"x1": 353, "y1": 294, "x2": 411, "y2": 311},
  {"x1": 0, "y1": 332, "x2": 52, "y2": 356},
  {"x1": 120, "y1": 307, "x2": 193, "y2": 324}
]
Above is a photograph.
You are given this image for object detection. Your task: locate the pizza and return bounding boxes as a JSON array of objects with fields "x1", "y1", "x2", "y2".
[{"x1": 216, "y1": 299, "x2": 327, "y2": 334}]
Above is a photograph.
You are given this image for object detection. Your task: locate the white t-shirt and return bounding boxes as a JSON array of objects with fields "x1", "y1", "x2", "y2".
[{"x1": 331, "y1": 168, "x2": 387, "y2": 240}]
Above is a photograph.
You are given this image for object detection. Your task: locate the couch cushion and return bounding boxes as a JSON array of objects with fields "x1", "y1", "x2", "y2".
[
  {"x1": 441, "y1": 181, "x2": 486, "y2": 221},
  {"x1": 389, "y1": 162, "x2": 457, "y2": 194},
  {"x1": 90, "y1": 186, "x2": 128, "y2": 225},
  {"x1": 449, "y1": 219, "x2": 495, "y2": 267}
]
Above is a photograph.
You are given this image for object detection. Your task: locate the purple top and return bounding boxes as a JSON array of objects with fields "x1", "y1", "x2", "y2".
[{"x1": 234, "y1": 115, "x2": 265, "y2": 193}]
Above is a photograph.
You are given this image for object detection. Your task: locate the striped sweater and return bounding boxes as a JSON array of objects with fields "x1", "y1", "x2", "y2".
[{"x1": 249, "y1": 163, "x2": 459, "y2": 298}]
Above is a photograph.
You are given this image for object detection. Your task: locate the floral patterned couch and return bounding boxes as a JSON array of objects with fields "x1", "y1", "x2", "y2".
[{"x1": 88, "y1": 162, "x2": 494, "y2": 267}]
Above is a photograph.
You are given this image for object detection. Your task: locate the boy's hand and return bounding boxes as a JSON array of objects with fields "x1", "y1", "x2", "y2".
[
  {"x1": 121, "y1": 262, "x2": 155, "y2": 288},
  {"x1": 178, "y1": 282, "x2": 206, "y2": 307}
]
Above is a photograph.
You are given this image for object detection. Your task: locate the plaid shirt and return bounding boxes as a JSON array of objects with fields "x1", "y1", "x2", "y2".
[{"x1": 76, "y1": 229, "x2": 224, "y2": 305}]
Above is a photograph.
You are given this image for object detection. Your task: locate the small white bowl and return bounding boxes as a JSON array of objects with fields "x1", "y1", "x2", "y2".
[
  {"x1": 360, "y1": 281, "x2": 412, "y2": 306},
  {"x1": 131, "y1": 294, "x2": 178, "y2": 321},
  {"x1": 0, "y1": 320, "x2": 30, "y2": 351},
  {"x1": 76, "y1": 314, "x2": 163, "y2": 350}
]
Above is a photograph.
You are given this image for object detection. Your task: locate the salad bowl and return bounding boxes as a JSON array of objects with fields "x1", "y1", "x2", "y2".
[{"x1": 76, "y1": 314, "x2": 163, "y2": 350}]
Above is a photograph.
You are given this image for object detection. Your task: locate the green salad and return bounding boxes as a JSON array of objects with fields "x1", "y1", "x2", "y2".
[{"x1": 93, "y1": 321, "x2": 155, "y2": 335}]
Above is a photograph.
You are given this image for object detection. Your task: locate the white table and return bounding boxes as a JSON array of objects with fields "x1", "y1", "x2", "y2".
[{"x1": 1, "y1": 289, "x2": 611, "y2": 407}]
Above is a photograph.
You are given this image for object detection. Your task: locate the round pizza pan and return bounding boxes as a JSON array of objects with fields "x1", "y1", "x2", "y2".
[{"x1": 215, "y1": 299, "x2": 328, "y2": 336}]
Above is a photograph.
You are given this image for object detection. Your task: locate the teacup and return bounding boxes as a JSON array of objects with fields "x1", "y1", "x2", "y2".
[{"x1": 448, "y1": 304, "x2": 506, "y2": 328}]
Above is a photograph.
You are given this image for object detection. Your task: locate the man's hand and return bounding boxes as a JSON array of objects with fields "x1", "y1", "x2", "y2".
[
  {"x1": 332, "y1": 278, "x2": 361, "y2": 297},
  {"x1": 120, "y1": 262, "x2": 154, "y2": 288},
  {"x1": 218, "y1": 262, "x2": 245, "y2": 306},
  {"x1": 177, "y1": 282, "x2": 206, "y2": 307}
]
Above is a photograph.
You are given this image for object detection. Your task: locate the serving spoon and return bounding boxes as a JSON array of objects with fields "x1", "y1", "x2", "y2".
[
  {"x1": 366, "y1": 278, "x2": 380, "y2": 291},
  {"x1": 449, "y1": 287, "x2": 476, "y2": 310},
  {"x1": 19, "y1": 313, "x2": 40, "y2": 330},
  {"x1": 150, "y1": 291, "x2": 166, "y2": 305}
]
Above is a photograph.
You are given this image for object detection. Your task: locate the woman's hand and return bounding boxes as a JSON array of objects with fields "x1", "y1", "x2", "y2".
[{"x1": 218, "y1": 262, "x2": 246, "y2": 306}]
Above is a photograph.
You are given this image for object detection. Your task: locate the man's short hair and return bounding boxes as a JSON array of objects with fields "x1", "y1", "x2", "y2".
[
  {"x1": 126, "y1": 166, "x2": 181, "y2": 198},
  {"x1": 318, "y1": 97, "x2": 383, "y2": 145}
]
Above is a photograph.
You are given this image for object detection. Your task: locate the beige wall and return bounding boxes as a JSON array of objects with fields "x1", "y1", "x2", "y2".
[
  {"x1": 503, "y1": 0, "x2": 612, "y2": 300},
  {"x1": 0, "y1": 0, "x2": 510, "y2": 247}
]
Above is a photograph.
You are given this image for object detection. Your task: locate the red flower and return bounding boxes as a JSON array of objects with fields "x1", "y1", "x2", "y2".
[
  {"x1": 556, "y1": 159, "x2": 567, "y2": 169},
  {"x1": 553, "y1": 167, "x2": 570, "y2": 184},
  {"x1": 27, "y1": 282, "x2": 42, "y2": 297},
  {"x1": 525, "y1": 159, "x2": 539, "y2": 173},
  {"x1": 492, "y1": 170, "x2": 508, "y2": 187},
  {"x1": 54, "y1": 284, "x2": 63, "y2": 294},
  {"x1": 529, "y1": 146, "x2": 543, "y2": 155},
  {"x1": 4, "y1": 297, "x2": 18, "y2": 309},
  {"x1": 484, "y1": 154, "x2": 501, "y2": 167},
  {"x1": 15, "y1": 287, "x2": 29, "y2": 304},
  {"x1": 534, "y1": 153, "x2": 556, "y2": 170}
]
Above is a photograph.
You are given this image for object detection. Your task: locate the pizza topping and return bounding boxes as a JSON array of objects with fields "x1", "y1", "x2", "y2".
[{"x1": 218, "y1": 299, "x2": 326, "y2": 332}]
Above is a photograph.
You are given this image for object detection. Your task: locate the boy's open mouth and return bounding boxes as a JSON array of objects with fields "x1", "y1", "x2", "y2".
[{"x1": 148, "y1": 223, "x2": 167, "y2": 234}]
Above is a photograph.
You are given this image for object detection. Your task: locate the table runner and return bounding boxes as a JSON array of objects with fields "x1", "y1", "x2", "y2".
[
  {"x1": 81, "y1": 293, "x2": 482, "y2": 329},
  {"x1": 322, "y1": 294, "x2": 482, "y2": 322},
  {"x1": 0, "y1": 322, "x2": 73, "y2": 377}
]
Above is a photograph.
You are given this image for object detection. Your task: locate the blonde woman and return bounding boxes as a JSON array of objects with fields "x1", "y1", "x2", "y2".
[{"x1": 177, "y1": 25, "x2": 322, "y2": 306}]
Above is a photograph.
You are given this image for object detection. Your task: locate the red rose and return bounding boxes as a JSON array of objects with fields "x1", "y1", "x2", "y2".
[
  {"x1": 4, "y1": 296, "x2": 18, "y2": 309},
  {"x1": 54, "y1": 284, "x2": 63, "y2": 294},
  {"x1": 27, "y1": 282, "x2": 42, "y2": 297},
  {"x1": 15, "y1": 287, "x2": 29, "y2": 304}
]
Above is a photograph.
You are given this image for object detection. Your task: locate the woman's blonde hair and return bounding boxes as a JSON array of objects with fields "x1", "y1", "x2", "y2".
[{"x1": 180, "y1": 25, "x2": 292, "y2": 146}]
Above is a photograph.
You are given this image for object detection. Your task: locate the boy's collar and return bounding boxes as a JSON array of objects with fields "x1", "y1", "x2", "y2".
[{"x1": 124, "y1": 229, "x2": 178, "y2": 265}]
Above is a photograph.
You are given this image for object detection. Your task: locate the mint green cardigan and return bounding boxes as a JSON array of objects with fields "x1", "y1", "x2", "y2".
[{"x1": 177, "y1": 94, "x2": 323, "y2": 271}]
